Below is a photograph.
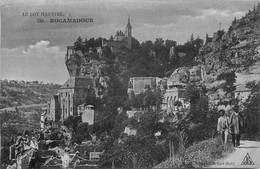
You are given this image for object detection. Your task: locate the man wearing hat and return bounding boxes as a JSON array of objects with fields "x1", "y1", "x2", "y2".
[
  {"x1": 229, "y1": 105, "x2": 244, "y2": 147},
  {"x1": 217, "y1": 109, "x2": 229, "y2": 145}
]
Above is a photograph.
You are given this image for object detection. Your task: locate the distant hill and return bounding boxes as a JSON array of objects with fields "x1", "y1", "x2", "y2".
[{"x1": 0, "y1": 80, "x2": 61, "y2": 109}]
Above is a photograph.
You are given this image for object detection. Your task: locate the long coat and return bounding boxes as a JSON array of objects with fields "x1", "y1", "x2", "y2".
[
  {"x1": 217, "y1": 116, "x2": 229, "y2": 133},
  {"x1": 230, "y1": 112, "x2": 244, "y2": 134}
]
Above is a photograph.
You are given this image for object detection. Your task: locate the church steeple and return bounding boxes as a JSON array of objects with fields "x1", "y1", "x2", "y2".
[
  {"x1": 125, "y1": 16, "x2": 132, "y2": 49},
  {"x1": 126, "y1": 15, "x2": 132, "y2": 29}
]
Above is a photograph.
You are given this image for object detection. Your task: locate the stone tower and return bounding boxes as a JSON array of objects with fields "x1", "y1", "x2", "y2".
[{"x1": 125, "y1": 16, "x2": 132, "y2": 49}]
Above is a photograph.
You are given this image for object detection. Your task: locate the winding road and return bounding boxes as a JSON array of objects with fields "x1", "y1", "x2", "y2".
[
  {"x1": 0, "y1": 103, "x2": 47, "y2": 112},
  {"x1": 209, "y1": 140, "x2": 260, "y2": 168}
]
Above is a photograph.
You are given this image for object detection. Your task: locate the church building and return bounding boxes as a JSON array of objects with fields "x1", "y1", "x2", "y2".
[
  {"x1": 58, "y1": 77, "x2": 94, "y2": 120},
  {"x1": 102, "y1": 16, "x2": 132, "y2": 49}
]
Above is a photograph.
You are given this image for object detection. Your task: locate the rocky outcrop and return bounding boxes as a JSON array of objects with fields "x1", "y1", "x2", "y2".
[
  {"x1": 65, "y1": 48, "x2": 111, "y2": 98},
  {"x1": 65, "y1": 46, "x2": 130, "y2": 98},
  {"x1": 196, "y1": 5, "x2": 260, "y2": 75}
]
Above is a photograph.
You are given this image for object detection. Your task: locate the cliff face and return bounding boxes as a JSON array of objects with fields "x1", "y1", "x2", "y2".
[
  {"x1": 196, "y1": 5, "x2": 260, "y2": 76},
  {"x1": 65, "y1": 49, "x2": 109, "y2": 98},
  {"x1": 65, "y1": 47, "x2": 129, "y2": 99}
]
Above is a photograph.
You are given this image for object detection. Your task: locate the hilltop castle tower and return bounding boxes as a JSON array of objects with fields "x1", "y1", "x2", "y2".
[{"x1": 102, "y1": 16, "x2": 132, "y2": 49}]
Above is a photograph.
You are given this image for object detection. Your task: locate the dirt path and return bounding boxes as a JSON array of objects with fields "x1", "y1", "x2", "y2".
[{"x1": 209, "y1": 140, "x2": 260, "y2": 168}]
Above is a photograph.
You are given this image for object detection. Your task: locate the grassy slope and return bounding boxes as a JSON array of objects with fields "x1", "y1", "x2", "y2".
[
  {"x1": 155, "y1": 136, "x2": 235, "y2": 168},
  {"x1": 0, "y1": 82, "x2": 60, "y2": 109}
]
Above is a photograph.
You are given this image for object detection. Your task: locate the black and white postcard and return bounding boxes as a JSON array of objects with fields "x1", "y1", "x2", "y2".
[{"x1": 1, "y1": 0, "x2": 260, "y2": 168}]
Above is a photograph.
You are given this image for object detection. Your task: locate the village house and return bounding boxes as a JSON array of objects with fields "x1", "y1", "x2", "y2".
[
  {"x1": 127, "y1": 77, "x2": 162, "y2": 95},
  {"x1": 235, "y1": 83, "x2": 252, "y2": 102}
]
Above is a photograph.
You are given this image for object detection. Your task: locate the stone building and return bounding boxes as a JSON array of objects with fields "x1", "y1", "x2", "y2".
[
  {"x1": 162, "y1": 85, "x2": 188, "y2": 111},
  {"x1": 235, "y1": 83, "x2": 252, "y2": 102},
  {"x1": 127, "y1": 76, "x2": 189, "y2": 112},
  {"x1": 48, "y1": 95, "x2": 60, "y2": 121},
  {"x1": 102, "y1": 16, "x2": 132, "y2": 49},
  {"x1": 127, "y1": 77, "x2": 162, "y2": 95},
  {"x1": 58, "y1": 77, "x2": 93, "y2": 120},
  {"x1": 77, "y1": 104, "x2": 95, "y2": 125}
]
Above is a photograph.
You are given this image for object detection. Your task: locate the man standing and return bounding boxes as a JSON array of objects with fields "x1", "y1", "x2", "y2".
[
  {"x1": 229, "y1": 105, "x2": 244, "y2": 147},
  {"x1": 217, "y1": 109, "x2": 229, "y2": 145}
]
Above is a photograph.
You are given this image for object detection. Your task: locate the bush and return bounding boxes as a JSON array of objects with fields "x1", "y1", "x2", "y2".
[{"x1": 243, "y1": 90, "x2": 260, "y2": 139}]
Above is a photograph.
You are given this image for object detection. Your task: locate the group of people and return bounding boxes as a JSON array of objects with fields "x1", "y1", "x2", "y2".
[{"x1": 217, "y1": 105, "x2": 244, "y2": 147}]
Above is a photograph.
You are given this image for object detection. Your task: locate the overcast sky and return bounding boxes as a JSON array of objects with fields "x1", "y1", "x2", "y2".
[{"x1": 1, "y1": 0, "x2": 259, "y2": 84}]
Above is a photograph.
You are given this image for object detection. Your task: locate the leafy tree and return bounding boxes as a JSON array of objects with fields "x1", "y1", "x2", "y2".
[
  {"x1": 126, "y1": 90, "x2": 163, "y2": 110},
  {"x1": 131, "y1": 37, "x2": 141, "y2": 50},
  {"x1": 243, "y1": 81, "x2": 260, "y2": 138},
  {"x1": 0, "y1": 111, "x2": 11, "y2": 127},
  {"x1": 217, "y1": 71, "x2": 237, "y2": 94},
  {"x1": 245, "y1": 81, "x2": 256, "y2": 89},
  {"x1": 165, "y1": 40, "x2": 177, "y2": 49},
  {"x1": 74, "y1": 36, "x2": 84, "y2": 51},
  {"x1": 232, "y1": 17, "x2": 237, "y2": 25},
  {"x1": 141, "y1": 40, "x2": 153, "y2": 50},
  {"x1": 154, "y1": 38, "x2": 164, "y2": 50},
  {"x1": 100, "y1": 110, "x2": 166, "y2": 168},
  {"x1": 49, "y1": 130, "x2": 61, "y2": 140},
  {"x1": 205, "y1": 33, "x2": 210, "y2": 43},
  {"x1": 174, "y1": 100, "x2": 183, "y2": 107},
  {"x1": 73, "y1": 122, "x2": 91, "y2": 144},
  {"x1": 63, "y1": 115, "x2": 82, "y2": 133},
  {"x1": 182, "y1": 83, "x2": 216, "y2": 143},
  {"x1": 190, "y1": 33, "x2": 194, "y2": 41}
]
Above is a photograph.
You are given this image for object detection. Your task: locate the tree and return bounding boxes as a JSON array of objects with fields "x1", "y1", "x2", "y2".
[
  {"x1": 100, "y1": 110, "x2": 166, "y2": 168},
  {"x1": 232, "y1": 17, "x2": 237, "y2": 25},
  {"x1": 141, "y1": 40, "x2": 153, "y2": 50},
  {"x1": 245, "y1": 81, "x2": 256, "y2": 89},
  {"x1": 174, "y1": 101, "x2": 183, "y2": 111},
  {"x1": 74, "y1": 36, "x2": 84, "y2": 51},
  {"x1": 73, "y1": 122, "x2": 91, "y2": 144},
  {"x1": 217, "y1": 71, "x2": 237, "y2": 94},
  {"x1": 242, "y1": 81, "x2": 260, "y2": 138},
  {"x1": 190, "y1": 34, "x2": 194, "y2": 41},
  {"x1": 182, "y1": 83, "x2": 215, "y2": 143},
  {"x1": 154, "y1": 38, "x2": 164, "y2": 49},
  {"x1": 165, "y1": 40, "x2": 176, "y2": 49},
  {"x1": 63, "y1": 116, "x2": 82, "y2": 133},
  {"x1": 131, "y1": 37, "x2": 141, "y2": 50},
  {"x1": 205, "y1": 33, "x2": 210, "y2": 43}
]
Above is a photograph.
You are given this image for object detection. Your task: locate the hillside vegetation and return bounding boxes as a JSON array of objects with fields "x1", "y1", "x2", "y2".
[{"x1": 0, "y1": 80, "x2": 61, "y2": 109}]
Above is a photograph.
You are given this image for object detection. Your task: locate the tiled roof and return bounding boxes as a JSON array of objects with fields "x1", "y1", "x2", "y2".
[
  {"x1": 73, "y1": 145, "x2": 102, "y2": 154},
  {"x1": 42, "y1": 156, "x2": 62, "y2": 166},
  {"x1": 60, "y1": 77, "x2": 92, "y2": 89}
]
